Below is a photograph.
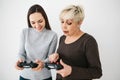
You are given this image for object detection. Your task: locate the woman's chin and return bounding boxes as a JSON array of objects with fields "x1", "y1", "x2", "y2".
[
  {"x1": 36, "y1": 28, "x2": 44, "y2": 32},
  {"x1": 64, "y1": 33, "x2": 69, "y2": 36}
]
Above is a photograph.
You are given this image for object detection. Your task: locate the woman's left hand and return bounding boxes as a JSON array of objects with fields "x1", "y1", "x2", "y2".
[
  {"x1": 32, "y1": 59, "x2": 44, "y2": 71},
  {"x1": 57, "y1": 60, "x2": 72, "y2": 77}
]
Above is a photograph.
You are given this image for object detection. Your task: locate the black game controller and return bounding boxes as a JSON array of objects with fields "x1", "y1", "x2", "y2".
[
  {"x1": 45, "y1": 63, "x2": 63, "y2": 70},
  {"x1": 18, "y1": 61, "x2": 38, "y2": 68}
]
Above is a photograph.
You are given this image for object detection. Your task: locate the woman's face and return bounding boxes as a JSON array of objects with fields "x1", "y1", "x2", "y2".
[
  {"x1": 29, "y1": 12, "x2": 45, "y2": 32},
  {"x1": 60, "y1": 18, "x2": 80, "y2": 36}
]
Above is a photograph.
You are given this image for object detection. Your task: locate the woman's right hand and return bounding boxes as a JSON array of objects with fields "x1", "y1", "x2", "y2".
[
  {"x1": 15, "y1": 58, "x2": 24, "y2": 70},
  {"x1": 49, "y1": 53, "x2": 59, "y2": 63}
]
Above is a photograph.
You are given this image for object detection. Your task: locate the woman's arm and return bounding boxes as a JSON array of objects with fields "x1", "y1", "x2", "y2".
[
  {"x1": 17, "y1": 29, "x2": 27, "y2": 61},
  {"x1": 64, "y1": 37, "x2": 102, "y2": 79},
  {"x1": 44, "y1": 33, "x2": 58, "y2": 63}
]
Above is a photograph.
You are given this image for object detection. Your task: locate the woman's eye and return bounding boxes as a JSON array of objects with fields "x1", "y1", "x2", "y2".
[
  {"x1": 61, "y1": 21, "x2": 64, "y2": 23},
  {"x1": 67, "y1": 22, "x2": 72, "y2": 25},
  {"x1": 38, "y1": 20, "x2": 43, "y2": 23},
  {"x1": 31, "y1": 22, "x2": 35, "y2": 24}
]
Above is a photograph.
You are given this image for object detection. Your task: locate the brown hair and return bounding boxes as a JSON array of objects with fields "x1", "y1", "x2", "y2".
[{"x1": 27, "y1": 4, "x2": 51, "y2": 30}]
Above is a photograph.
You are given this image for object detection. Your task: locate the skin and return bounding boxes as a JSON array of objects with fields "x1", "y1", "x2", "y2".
[
  {"x1": 29, "y1": 12, "x2": 46, "y2": 32},
  {"x1": 49, "y1": 18, "x2": 84, "y2": 77},
  {"x1": 15, "y1": 12, "x2": 45, "y2": 71}
]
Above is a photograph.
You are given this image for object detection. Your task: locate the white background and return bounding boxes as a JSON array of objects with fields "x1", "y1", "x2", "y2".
[{"x1": 0, "y1": 0, "x2": 120, "y2": 80}]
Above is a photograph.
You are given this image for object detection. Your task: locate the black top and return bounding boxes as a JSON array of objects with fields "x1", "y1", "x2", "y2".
[{"x1": 57, "y1": 33, "x2": 102, "y2": 80}]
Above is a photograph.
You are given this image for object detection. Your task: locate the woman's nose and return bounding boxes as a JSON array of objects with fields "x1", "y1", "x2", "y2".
[
  {"x1": 35, "y1": 23, "x2": 40, "y2": 28},
  {"x1": 62, "y1": 23, "x2": 67, "y2": 29}
]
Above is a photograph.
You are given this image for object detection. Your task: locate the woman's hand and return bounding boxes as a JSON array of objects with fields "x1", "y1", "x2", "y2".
[
  {"x1": 32, "y1": 59, "x2": 44, "y2": 71},
  {"x1": 15, "y1": 58, "x2": 24, "y2": 70},
  {"x1": 49, "y1": 53, "x2": 59, "y2": 63},
  {"x1": 57, "y1": 60, "x2": 72, "y2": 77}
]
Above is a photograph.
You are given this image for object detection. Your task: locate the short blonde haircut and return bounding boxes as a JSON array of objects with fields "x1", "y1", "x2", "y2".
[{"x1": 59, "y1": 5, "x2": 85, "y2": 22}]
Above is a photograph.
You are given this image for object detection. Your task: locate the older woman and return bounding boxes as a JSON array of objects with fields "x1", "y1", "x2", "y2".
[{"x1": 49, "y1": 5, "x2": 102, "y2": 80}]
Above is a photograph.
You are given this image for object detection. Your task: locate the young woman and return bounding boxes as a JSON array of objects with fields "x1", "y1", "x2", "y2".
[
  {"x1": 15, "y1": 4, "x2": 58, "y2": 80},
  {"x1": 49, "y1": 5, "x2": 102, "y2": 80}
]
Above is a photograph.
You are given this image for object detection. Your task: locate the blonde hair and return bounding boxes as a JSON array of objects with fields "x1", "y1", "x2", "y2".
[{"x1": 59, "y1": 5, "x2": 85, "y2": 22}]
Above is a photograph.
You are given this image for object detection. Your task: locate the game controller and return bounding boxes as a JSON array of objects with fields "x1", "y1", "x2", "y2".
[
  {"x1": 17, "y1": 61, "x2": 38, "y2": 68},
  {"x1": 45, "y1": 63, "x2": 63, "y2": 70}
]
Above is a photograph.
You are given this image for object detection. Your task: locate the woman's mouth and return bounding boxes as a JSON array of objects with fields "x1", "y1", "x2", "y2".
[
  {"x1": 63, "y1": 31, "x2": 69, "y2": 34},
  {"x1": 36, "y1": 26, "x2": 43, "y2": 31}
]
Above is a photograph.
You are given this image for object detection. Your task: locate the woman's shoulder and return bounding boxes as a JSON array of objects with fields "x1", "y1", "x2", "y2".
[
  {"x1": 21, "y1": 28, "x2": 29, "y2": 32},
  {"x1": 46, "y1": 29, "x2": 57, "y2": 36},
  {"x1": 60, "y1": 35, "x2": 66, "y2": 39},
  {"x1": 59, "y1": 35, "x2": 66, "y2": 41},
  {"x1": 22, "y1": 28, "x2": 38, "y2": 33},
  {"x1": 83, "y1": 33, "x2": 97, "y2": 43},
  {"x1": 83, "y1": 33, "x2": 95, "y2": 39},
  {"x1": 20, "y1": 28, "x2": 28, "y2": 34}
]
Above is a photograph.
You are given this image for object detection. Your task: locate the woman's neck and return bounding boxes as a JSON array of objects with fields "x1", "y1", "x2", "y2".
[
  {"x1": 65, "y1": 29, "x2": 84, "y2": 44},
  {"x1": 68, "y1": 29, "x2": 84, "y2": 38}
]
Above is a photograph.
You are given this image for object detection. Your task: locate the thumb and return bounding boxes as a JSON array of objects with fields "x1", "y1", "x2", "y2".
[
  {"x1": 19, "y1": 58, "x2": 23, "y2": 62},
  {"x1": 60, "y1": 59, "x2": 66, "y2": 67},
  {"x1": 35, "y1": 59, "x2": 40, "y2": 63}
]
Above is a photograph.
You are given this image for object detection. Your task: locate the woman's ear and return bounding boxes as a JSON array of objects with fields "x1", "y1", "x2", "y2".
[
  {"x1": 78, "y1": 20, "x2": 82, "y2": 25},
  {"x1": 77, "y1": 20, "x2": 82, "y2": 27}
]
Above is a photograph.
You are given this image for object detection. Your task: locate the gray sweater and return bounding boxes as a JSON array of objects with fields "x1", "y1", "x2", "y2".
[{"x1": 18, "y1": 28, "x2": 58, "y2": 80}]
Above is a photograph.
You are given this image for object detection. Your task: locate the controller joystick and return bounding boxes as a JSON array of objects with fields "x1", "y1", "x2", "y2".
[
  {"x1": 29, "y1": 61, "x2": 38, "y2": 68},
  {"x1": 45, "y1": 63, "x2": 63, "y2": 70},
  {"x1": 17, "y1": 61, "x2": 38, "y2": 68}
]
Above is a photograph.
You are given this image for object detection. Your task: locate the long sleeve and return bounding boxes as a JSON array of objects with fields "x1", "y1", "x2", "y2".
[
  {"x1": 44, "y1": 33, "x2": 58, "y2": 62},
  {"x1": 17, "y1": 29, "x2": 26, "y2": 61},
  {"x1": 65, "y1": 37, "x2": 102, "y2": 80},
  {"x1": 57, "y1": 34, "x2": 102, "y2": 80},
  {"x1": 18, "y1": 28, "x2": 57, "y2": 80}
]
